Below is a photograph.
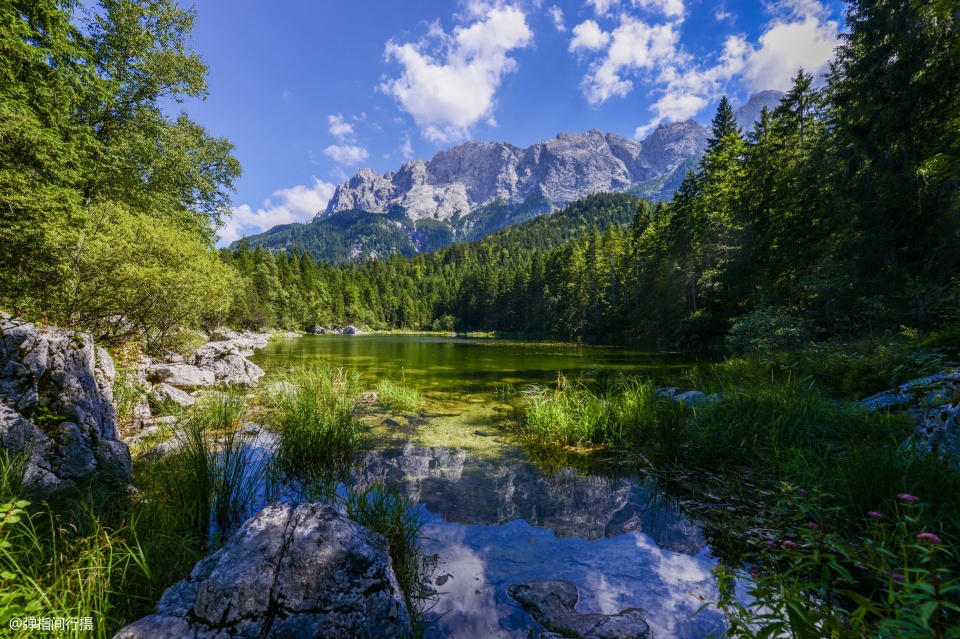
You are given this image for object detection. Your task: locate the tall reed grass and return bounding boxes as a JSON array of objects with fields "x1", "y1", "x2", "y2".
[{"x1": 265, "y1": 366, "x2": 364, "y2": 480}]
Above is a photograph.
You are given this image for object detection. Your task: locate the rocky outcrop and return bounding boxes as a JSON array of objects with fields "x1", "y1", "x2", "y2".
[
  {"x1": 115, "y1": 502, "x2": 412, "y2": 639},
  {"x1": 192, "y1": 341, "x2": 265, "y2": 387},
  {"x1": 859, "y1": 369, "x2": 960, "y2": 462},
  {"x1": 507, "y1": 580, "x2": 651, "y2": 639},
  {"x1": 0, "y1": 316, "x2": 131, "y2": 497}
]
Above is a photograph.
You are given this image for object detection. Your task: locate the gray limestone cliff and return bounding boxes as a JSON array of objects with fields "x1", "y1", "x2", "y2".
[{"x1": 322, "y1": 91, "x2": 781, "y2": 223}]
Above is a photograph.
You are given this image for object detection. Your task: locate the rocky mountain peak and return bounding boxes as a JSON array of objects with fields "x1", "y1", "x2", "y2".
[{"x1": 319, "y1": 93, "x2": 783, "y2": 225}]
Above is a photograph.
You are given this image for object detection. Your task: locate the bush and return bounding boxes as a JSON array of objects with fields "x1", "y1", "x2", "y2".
[{"x1": 727, "y1": 309, "x2": 811, "y2": 353}]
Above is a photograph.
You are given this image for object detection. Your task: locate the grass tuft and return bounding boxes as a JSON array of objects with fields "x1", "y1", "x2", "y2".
[{"x1": 375, "y1": 378, "x2": 425, "y2": 413}]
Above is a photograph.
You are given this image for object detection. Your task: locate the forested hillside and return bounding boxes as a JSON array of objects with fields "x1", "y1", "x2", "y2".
[{"x1": 221, "y1": 0, "x2": 960, "y2": 345}]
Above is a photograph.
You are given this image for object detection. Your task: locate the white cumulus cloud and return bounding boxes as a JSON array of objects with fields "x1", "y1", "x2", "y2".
[
  {"x1": 569, "y1": 20, "x2": 610, "y2": 52},
  {"x1": 324, "y1": 144, "x2": 369, "y2": 165},
  {"x1": 578, "y1": 15, "x2": 680, "y2": 105},
  {"x1": 742, "y1": 10, "x2": 838, "y2": 90},
  {"x1": 380, "y1": 4, "x2": 534, "y2": 143},
  {"x1": 219, "y1": 179, "x2": 336, "y2": 246},
  {"x1": 569, "y1": 0, "x2": 838, "y2": 137},
  {"x1": 327, "y1": 114, "x2": 354, "y2": 139}
]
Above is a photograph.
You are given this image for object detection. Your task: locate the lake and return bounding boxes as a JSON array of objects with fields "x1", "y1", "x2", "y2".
[{"x1": 252, "y1": 334, "x2": 729, "y2": 638}]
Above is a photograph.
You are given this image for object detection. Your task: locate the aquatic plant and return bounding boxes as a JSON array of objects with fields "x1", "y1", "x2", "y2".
[
  {"x1": 265, "y1": 366, "x2": 364, "y2": 480},
  {"x1": 375, "y1": 377, "x2": 425, "y2": 413}
]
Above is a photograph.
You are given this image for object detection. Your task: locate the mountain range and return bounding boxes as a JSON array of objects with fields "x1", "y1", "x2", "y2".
[{"x1": 237, "y1": 90, "x2": 783, "y2": 263}]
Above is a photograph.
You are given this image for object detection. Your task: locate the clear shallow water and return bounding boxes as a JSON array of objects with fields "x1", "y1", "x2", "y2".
[{"x1": 252, "y1": 335, "x2": 727, "y2": 638}]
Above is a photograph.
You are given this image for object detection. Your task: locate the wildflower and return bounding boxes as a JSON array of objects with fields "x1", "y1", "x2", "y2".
[
  {"x1": 808, "y1": 523, "x2": 819, "y2": 530},
  {"x1": 916, "y1": 532, "x2": 942, "y2": 544},
  {"x1": 885, "y1": 572, "x2": 905, "y2": 582},
  {"x1": 782, "y1": 540, "x2": 797, "y2": 549},
  {"x1": 866, "y1": 511, "x2": 883, "y2": 520},
  {"x1": 798, "y1": 489, "x2": 808, "y2": 495},
  {"x1": 897, "y1": 493, "x2": 920, "y2": 503}
]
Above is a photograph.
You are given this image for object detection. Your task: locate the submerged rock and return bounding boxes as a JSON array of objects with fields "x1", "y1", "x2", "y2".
[
  {"x1": 115, "y1": 502, "x2": 412, "y2": 639},
  {"x1": 507, "y1": 580, "x2": 651, "y2": 639},
  {"x1": 0, "y1": 316, "x2": 131, "y2": 497}
]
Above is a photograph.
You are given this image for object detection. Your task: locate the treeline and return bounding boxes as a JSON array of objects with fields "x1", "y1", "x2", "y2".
[
  {"x1": 0, "y1": 0, "x2": 239, "y2": 353},
  {"x1": 224, "y1": 0, "x2": 960, "y2": 344}
]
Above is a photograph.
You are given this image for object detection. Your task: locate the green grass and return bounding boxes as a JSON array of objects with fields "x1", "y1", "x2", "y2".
[
  {"x1": 143, "y1": 387, "x2": 269, "y2": 546},
  {"x1": 265, "y1": 366, "x2": 365, "y2": 481},
  {"x1": 515, "y1": 373, "x2": 682, "y2": 452},
  {"x1": 375, "y1": 378, "x2": 425, "y2": 413}
]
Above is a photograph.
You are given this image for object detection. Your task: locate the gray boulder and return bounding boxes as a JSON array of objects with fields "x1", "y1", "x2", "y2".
[
  {"x1": 150, "y1": 383, "x2": 195, "y2": 409},
  {"x1": 193, "y1": 342, "x2": 265, "y2": 387},
  {"x1": 859, "y1": 370, "x2": 960, "y2": 411},
  {"x1": 147, "y1": 364, "x2": 215, "y2": 389},
  {"x1": 114, "y1": 502, "x2": 413, "y2": 639},
  {"x1": 208, "y1": 327, "x2": 240, "y2": 342},
  {"x1": 859, "y1": 369, "x2": 960, "y2": 463},
  {"x1": 0, "y1": 317, "x2": 132, "y2": 497},
  {"x1": 343, "y1": 325, "x2": 359, "y2": 335},
  {"x1": 507, "y1": 580, "x2": 650, "y2": 639}
]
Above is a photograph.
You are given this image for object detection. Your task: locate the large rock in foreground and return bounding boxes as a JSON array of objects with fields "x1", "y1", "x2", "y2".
[
  {"x1": 115, "y1": 502, "x2": 412, "y2": 639},
  {"x1": 507, "y1": 580, "x2": 650, "y2": 639},
  {"x1": 0, "y1": 316, "x2": 131, "y2": 496}
]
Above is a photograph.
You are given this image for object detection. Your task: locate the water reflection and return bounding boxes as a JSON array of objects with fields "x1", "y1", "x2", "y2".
[{"x1": 251, "y1": 336, "x2": 724, "y2": 638}]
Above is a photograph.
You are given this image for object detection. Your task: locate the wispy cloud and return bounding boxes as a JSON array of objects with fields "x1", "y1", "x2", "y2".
[
  {"x1": 548, "y1": 5, "x2": 566, "y2": 31},
  {"x1": 380, "y1": 4, "x2": 534, "y2": 143},
  {"x1": 323, "y1": 144, "x2": 370, "y2": 165}
]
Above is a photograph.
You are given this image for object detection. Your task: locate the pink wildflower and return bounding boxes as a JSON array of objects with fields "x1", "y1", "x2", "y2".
[
  {"x1": 808, "y1": 523, "x2": 819, "y2": 530},
  {"x1": 916, "y1": 533, "x2": 942, "y2": 544},
  {"x1": 782, "y1": 540, "x2": 797, "y2": 549},
  {"x1": 897, "y1": 493, "x2": 920, "y2": 503},
  {"x1": 867, "y1": 511, "x2": 883, "y2": 520}
]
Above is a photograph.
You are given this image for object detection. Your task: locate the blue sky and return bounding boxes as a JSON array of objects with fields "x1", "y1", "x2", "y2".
[{"x1": 173, "y1": 0, "x2": 847, "y2": 244}]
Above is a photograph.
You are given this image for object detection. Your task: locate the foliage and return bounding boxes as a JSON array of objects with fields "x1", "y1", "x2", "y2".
[
  {"x1": 726, "y1": 309, "x2": 811, "y2": 353},
  {"x1": 0, "y1": 0, "x2": 240, "y2": 355},
  {"x1": 712, "y1": 486, "x2": 960, "y2": 639}
]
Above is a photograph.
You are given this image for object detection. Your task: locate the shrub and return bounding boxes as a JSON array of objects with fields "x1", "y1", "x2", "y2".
[{"x1": 727, "y1": 309, "x2": 811, "y2": 354}]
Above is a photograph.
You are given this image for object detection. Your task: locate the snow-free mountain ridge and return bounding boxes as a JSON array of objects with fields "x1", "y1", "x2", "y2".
[{"x1": 236, "y1": 91, "x2": 783, "y2": 262}]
